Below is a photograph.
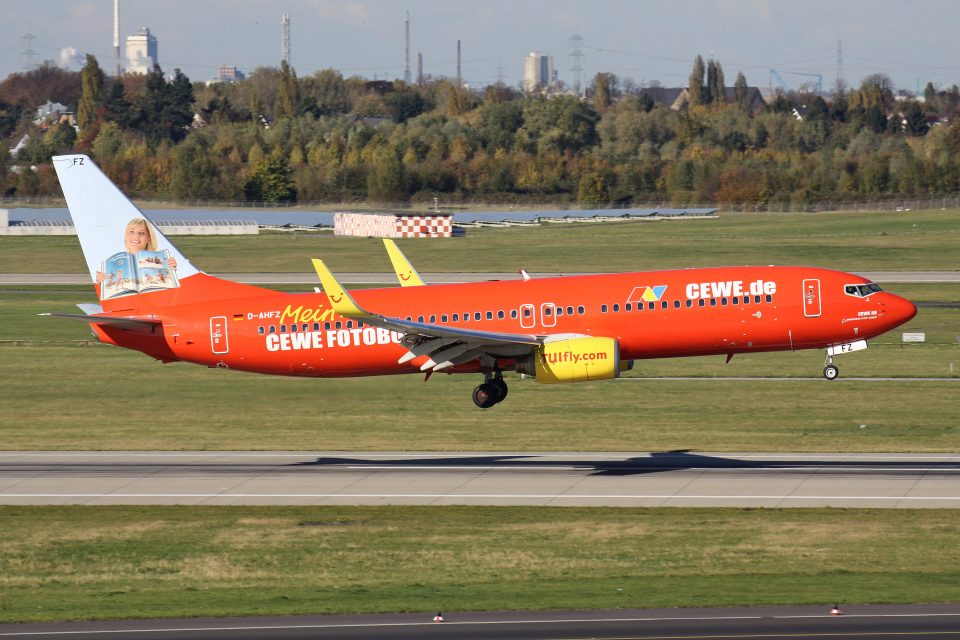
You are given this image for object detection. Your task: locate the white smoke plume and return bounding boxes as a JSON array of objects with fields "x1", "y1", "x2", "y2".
[{"x1": 59, "y1": 47, "x2": 85, "y2": 70}]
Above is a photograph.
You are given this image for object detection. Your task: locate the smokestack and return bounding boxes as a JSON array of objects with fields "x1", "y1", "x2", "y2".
[
  {"x1": 456, "y1": 40, "x2": 461, "y2": 86},
  {"x1": 113, "y1": 0, "x2": 120, "y2": 76},
  {"x1": 417, "y1": 52, "x2": 422, "y2": 86},
  {"x1": 281, "y1": 13, "x2": 290, "y2": 65},
  {"x1": 404, "y1": 11, "x2": 411, "y2": 84}
]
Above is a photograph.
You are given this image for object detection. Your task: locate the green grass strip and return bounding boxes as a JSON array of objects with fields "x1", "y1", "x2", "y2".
[{"x1": 1, "y1": 506, "x2": 959, "y2": 623}]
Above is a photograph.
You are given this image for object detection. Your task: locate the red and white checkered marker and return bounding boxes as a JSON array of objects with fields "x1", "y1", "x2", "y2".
[{"x1": 433, "y1": 612, "x2": 444, "y2": 622}]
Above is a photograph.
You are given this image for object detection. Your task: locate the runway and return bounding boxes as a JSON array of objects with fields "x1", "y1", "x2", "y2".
[
  {"x1": 3, "y1": 451, "x2": 960, "y2": 508},
  {"x1": 1, "y1": 604, "x2": 959, "y2": 639},
  {"x1": 3, "y1": 270, "x2": 960, "y2": 285}
]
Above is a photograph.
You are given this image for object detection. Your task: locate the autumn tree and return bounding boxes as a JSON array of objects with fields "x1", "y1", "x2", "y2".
[
  {"x1": 274, "y1": 60, "x2": 300, "y2": 119},
  {"x1": 131, "y1": 66, "x2": 194, "y2": 145},
  {"x1": 706, "y1": 59, "x2": 725, "y2": 104},
  {"x1": 592, "y1": 72, "x2": 617, "y2": 112},
  {"x1": 366, "y1": 148, "x2": 407, "y2": 202},
  {"x1": 734, "y1": 71, "x2": 750, "y2": 112},
  {"x1": 244, "y1": 149, "x2": 297, "y2": 202},
  {"x1": 77, "y1": 54, "x2": 105, "y2": 134},
  {"x1": 687, "y1": 55, "x2": 705, "y2": 107}
]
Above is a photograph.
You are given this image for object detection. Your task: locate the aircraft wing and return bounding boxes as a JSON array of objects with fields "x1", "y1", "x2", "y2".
[{"x1": 312, "y1": 259, "x2": 539, "y2": 371}]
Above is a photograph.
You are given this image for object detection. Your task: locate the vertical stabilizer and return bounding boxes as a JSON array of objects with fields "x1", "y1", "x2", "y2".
[
  {"x1": 53, "y1": 155, "x2": 200, "y2": 284},
  {"x1": 52, "y1": 154, "x2": 275, "y2": 310}
]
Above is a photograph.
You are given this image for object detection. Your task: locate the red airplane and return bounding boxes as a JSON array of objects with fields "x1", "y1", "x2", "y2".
[{"x1": 48, "y1": 154, "x2": 917, "y2": 408}]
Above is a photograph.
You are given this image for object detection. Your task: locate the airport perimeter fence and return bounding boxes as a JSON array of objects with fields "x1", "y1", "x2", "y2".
[{"x1": 4, "y1": 195, "x2": 960, "y2": 213}]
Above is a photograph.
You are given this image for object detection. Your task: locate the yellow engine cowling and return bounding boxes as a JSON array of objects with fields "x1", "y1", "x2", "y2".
[{"x1": 516, "y1": 336, "x2": 625, "y2": 384}]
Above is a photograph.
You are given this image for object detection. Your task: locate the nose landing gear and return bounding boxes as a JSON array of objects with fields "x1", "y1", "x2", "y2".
[
  {"x1": 472, "y1": 370, "x2": 508, "y2": 408},
  {"x1": 823, "y1": 353, "x2": 839, "y2": 381}
]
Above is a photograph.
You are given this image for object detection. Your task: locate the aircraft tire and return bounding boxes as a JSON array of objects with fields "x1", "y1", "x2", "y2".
[
  {"x1": 472, "y1": 383, "x2": 500, "y2": 409},
  {"x1": 823, "y1": 364, "x2": 839, "y2": 381},
  {"x1": 490, "y1": 379, "x2": 508, "y2": 403}
]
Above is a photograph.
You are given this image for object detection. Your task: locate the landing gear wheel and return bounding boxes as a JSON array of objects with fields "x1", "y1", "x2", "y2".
[
  {"x1": 490, "y1": 378, "x2": 508, "y2": 402},
  {"x1": 472, "y1": 383, "x2": 501, "y2": 409},
  {"x1": 823, "y1": 364, "x2": 839, "y2": 381}
]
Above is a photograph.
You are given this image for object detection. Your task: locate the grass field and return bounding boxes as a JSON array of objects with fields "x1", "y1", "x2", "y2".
[
  {"x1": 1, "y1": 209, "x2": 959, "y2": 274},
  {"x1": 2, "y1": 344, "x2": 957, "y2": 451},
  {"x1": 2, "y1": 505, "x2": 960, "y2": 623}
]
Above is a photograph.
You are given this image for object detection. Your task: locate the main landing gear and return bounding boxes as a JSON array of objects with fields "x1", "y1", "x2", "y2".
[
  {"x1": 472, "y1": 370, "x2": 508, "y2": 409},
  {"x1": 823, "y1": 353, "x2": 839, "y2": 381}
]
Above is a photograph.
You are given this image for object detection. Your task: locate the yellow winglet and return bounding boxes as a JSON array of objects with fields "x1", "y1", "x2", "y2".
[
  {"x1": 311, "y1": 259, "x2": 366, "y2": 318},
  {"x1": 383, "y1": 239, "x2": 425, "y2": 287}
]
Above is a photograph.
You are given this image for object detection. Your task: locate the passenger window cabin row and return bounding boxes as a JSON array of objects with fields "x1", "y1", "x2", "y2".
[
  {"x1": 600, "y1": 294, "x2": 774, "y2": 314},
  {"x1": 256, "y1": 295, "x2": 775, "y2": 334}
]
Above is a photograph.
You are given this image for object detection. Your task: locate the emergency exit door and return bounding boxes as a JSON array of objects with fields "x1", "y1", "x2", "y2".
[
  {"x1": 802, "y1": 279, "x2": 821, "y2": 317},
  {"x1": 210, "y1": 316, "x2": 229, "y2": 354}
]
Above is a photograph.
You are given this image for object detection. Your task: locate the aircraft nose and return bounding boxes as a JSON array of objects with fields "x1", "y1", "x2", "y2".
[{"x1": 884, "y1": 293, "x2": 917, "y2": 327}]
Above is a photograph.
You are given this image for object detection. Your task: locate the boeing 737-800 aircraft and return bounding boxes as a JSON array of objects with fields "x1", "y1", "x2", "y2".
[{"x1": 48, "y1": 155, "x2": 917, "y2": 408}]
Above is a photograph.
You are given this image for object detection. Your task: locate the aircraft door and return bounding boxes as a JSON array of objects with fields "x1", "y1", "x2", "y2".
[
  {"x1": 540, "y1": 302, "x2": 556, "y2": 328},
  {"x1": 519, "y1": 303, "x2": 535, "y2": 329},
  {"x1": 210, "y1": 316, "x2": 229, "y2": 354},
  {"x1": 802, "y1": 279, "x2": 822, "y2": 318}
]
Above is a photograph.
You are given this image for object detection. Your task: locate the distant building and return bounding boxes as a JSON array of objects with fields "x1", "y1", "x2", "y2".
[
  {"x1": 524, "y1": 52, "x2": 553, "y2": 92},
  {"x1": 216, "y1": 65, "x2": 245, "y2": 83},
  {"x1": 125, "y1": 27, "x2": 158, "y2": 74},
  {"x1": 33, "y1": 101, "x2": 75, "y2": 129},
  {"x1": 334, "y1": 212, "x2": 454, "y2": 238},
  {"x1": 34, "y1": 100, "x2": 69, "y2": 123},
  {"x1": 638, "y1": 86, "x2": 766, "y2": 116}
]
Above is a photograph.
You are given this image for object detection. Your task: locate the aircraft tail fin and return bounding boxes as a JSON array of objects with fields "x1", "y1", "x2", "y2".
[{"x1": 52, "y1": 154, "x2": 272, "y2": 309}]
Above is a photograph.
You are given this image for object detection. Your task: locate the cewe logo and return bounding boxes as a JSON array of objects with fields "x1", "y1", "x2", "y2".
[{"x1": 627, "y1": 285, "x2": 668, "y2": 303}]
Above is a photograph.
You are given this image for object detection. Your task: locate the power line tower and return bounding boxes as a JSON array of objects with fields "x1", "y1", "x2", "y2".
[
  {"x1": 569, "y1": 34, "x2": 584, "y2": 96},
  {"x1": 495, "y1": 58, "x2": 505, "y2": 86},
  {"x1": 281, "y1": 13, "x2": 290, "y2": 65},
  {"x1": 20, "y1": 33, "x2": 39, "y2": 72},
  {"x1": 404, "y1": 11, "x2": 411, "y2": 84}
]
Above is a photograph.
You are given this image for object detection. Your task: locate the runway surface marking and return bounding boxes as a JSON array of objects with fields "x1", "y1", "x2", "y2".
[{"x1": 3, "y1": 612, "x2": 960, "y2": 637}]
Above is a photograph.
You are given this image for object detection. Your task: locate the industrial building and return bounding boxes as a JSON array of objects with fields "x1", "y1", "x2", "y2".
[
  {"x1": 524, "y1": 51, "x2": 554, "y2": 92},
  {"x1": 125, "y1": 27, "x2": 158, "y2": 74}
]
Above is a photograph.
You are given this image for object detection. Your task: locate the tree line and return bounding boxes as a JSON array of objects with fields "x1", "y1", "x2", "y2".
[{"x1": 2, "y1": 54, "x2": 960, "y2": 206}]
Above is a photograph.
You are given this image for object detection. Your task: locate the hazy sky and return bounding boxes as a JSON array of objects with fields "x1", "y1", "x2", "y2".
[{"x1": 3, "y1": 0, "x2": 959, "y2": 93}]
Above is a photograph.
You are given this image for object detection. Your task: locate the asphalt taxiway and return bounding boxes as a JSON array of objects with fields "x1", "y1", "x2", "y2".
[
  {"x1": 1, "y1": 604, "x2": 959, "y2": 640},
  {"x1": 3, "y1": 451, "x2": 960, "y2": 508}
]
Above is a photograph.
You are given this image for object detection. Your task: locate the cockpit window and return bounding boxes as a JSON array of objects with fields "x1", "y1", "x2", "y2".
[{"x1": 844, "y1": 283, "x2": 883, "y2": 298}]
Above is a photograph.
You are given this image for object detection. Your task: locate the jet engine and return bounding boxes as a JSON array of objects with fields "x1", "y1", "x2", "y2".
[{"x1": 515, "y1": 336, "x2": 630, "y2": 384}]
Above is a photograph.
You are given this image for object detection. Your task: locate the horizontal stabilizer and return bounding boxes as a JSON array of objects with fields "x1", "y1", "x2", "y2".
[{"x1": 39, "y1": 312, "x2": 161, "y2": 330}]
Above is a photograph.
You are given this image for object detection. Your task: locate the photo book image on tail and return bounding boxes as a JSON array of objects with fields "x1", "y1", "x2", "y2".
[{"x1": 101, "y1": 249, "x2": 180, "y2": 300}]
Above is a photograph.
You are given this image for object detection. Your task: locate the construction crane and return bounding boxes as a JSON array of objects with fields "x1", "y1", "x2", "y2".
[
  {"x1": 769, "y1": 68, "x2": 790, "y2": 94},
  {"x1": 790, "y1": 72, "x2": 823, "y2": 96}
]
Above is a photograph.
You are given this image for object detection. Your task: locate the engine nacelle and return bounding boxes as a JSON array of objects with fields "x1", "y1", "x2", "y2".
[{"x1": 516, "y1": 336, "x2": 625, "y2": 384}]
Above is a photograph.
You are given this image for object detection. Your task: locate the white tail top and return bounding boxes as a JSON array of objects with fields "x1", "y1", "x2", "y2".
[{"x1": 52, "y1": 155, "x2": 200, "y2": 284}]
